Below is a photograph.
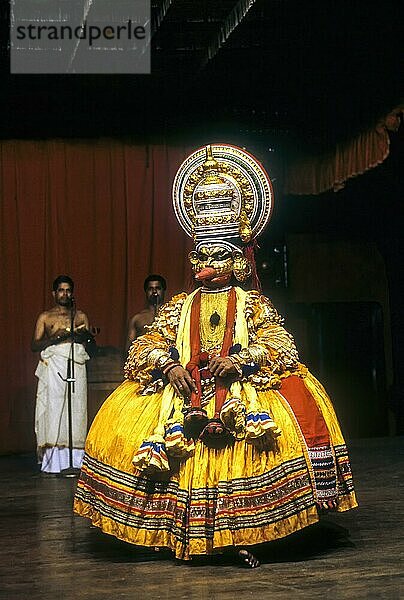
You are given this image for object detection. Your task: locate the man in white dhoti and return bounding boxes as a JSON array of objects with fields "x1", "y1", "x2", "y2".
[{"x1": 31, "y1": 275, "x2": 91, "y2": 475}]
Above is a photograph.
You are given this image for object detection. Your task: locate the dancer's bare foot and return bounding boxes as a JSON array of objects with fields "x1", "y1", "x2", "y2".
[{"x1": 238, "y1": 549, "x2": 260, "y2": 568}]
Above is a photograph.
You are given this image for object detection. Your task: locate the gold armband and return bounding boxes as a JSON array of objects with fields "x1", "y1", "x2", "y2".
[
  {"x1": 147, "y1": 348, "x2": 171, "y2": 369},
  {"x1": 238, "y1": 344, "x2": 267, "y2": 366}
]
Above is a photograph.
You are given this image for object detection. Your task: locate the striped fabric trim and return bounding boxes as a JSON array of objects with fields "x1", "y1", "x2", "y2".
[
  {"x1": 335, "y1": 443, "x2": 355, "y2": 495},
  {"x1": 307, "y1": 445, "x2": 338, "y2": 501},
  {"x1": 76, "y1": 453, "x2": 316, "y2": 541},
  {"x1": 74, "y1": 446, "x2": 357, "y2": 563}
]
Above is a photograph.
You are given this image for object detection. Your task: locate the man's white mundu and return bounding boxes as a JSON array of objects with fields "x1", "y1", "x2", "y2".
[{"x1": 35, "y1": 343, "x2": 89, "y2": 473}]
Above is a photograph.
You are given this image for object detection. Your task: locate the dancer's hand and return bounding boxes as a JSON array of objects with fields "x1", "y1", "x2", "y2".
[
  {"x1": 209, "y1": 356, "x2": 237, "y2": 378},
  {"x1": 168, "y1": 366, "x2": 197, "y2": 397}
]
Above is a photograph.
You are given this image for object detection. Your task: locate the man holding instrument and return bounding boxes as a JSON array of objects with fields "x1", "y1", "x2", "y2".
[{"x1": 31, "y1": 275, "x2": 91, "y2": 475}]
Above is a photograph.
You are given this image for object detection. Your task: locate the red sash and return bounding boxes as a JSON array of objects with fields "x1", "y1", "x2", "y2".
[{"x1": 186, "y1": 288, "x2": 237, "y2": 417}]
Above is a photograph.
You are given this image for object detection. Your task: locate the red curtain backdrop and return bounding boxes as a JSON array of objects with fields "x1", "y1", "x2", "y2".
[
  {"x1": 0, "y1": 140, "x2": 193, "y2": 454},
  {"x1": 1, "y1": 116, "x2": 401, "y2": 454}
]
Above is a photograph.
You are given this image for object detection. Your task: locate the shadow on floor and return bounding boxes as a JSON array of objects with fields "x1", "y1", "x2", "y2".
[{"x1": 77, "y1": 517, "x2": 355, "y2": 567}]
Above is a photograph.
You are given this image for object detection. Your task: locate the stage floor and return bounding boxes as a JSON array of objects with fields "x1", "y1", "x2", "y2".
[{"x1": 0, "y1": 437, "x2": 403, "y2": 599}]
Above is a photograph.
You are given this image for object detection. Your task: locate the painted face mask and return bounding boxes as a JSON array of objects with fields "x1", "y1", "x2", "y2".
[{"x1": 189, "y1": 245, "x2": 252, "y2": 285}]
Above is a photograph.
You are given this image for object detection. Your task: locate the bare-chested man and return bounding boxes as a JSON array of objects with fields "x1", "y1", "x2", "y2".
[
  {"x1": 126, "y1": 275, "x2": 166, "y2": 349},
  {"x1": 31, "y1": 277, "x2": 89, "y2": 352},
  {"x1": 32, "y1": 275, "x2": 91, "y2": 475}
]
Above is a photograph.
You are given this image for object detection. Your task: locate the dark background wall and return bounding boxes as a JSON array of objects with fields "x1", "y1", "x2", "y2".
[{"x1": 257, "y1": 131, "x2": 404, "y2": 438}]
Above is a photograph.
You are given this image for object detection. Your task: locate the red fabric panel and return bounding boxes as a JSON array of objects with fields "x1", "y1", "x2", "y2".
[
  {"x1": 0, "y1": 139, "x2": 193, "y2": 453},
  {"x1": 280, "y1": 376, "x2": 330, "y2": 448}
]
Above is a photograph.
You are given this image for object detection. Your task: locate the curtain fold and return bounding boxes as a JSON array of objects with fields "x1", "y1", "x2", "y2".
[{"x1": 284, "y1": 107, "x2": 403, "y2": 195}]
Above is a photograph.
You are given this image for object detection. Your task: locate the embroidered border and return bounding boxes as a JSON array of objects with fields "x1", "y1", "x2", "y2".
[{"x1": 76, "y1": 453, "x2": 314, "y2": 541}]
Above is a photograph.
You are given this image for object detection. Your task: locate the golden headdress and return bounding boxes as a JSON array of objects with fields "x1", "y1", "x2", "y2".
[{"x1": 172, "y1": 143, "x2": 274, "y2": 255}]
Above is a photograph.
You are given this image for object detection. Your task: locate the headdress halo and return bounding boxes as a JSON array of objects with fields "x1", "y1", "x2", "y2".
[{"x1": 172, "y1": 143, "x2": 274, "y2": 251}]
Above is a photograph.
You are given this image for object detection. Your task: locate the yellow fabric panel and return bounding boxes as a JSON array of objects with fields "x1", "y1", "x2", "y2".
[
  {"x1": 85, "y1": 380, "x2": 161, "y2": 471},
  {"x1": 86, "y1": 381, "x2": 304, "y2": 476},
  {"x1": 84, "y1": 377, "x2": 345, "y2": 488}
]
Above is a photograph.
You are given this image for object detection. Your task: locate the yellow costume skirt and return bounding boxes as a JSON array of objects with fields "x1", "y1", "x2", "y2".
[{"x1": 74, "y1": 373, "x2": 357, "y2": 560}]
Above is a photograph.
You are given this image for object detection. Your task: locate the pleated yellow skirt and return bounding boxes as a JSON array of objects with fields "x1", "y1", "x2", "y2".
[{"x1": 74, "y1": 375, "x2": 357, "y2": 560}]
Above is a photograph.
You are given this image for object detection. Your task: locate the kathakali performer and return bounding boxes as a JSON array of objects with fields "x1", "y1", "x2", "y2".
[{"x1": 74, "y1": 144, "x2": 357, "y2": 567}]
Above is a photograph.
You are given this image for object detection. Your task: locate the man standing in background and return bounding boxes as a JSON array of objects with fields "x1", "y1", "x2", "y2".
[
  {"x1": 126, "y1": 274, "x2": 166, "y2": 349},
  {"x1": 31, "y1": 275, "x2": 91, "y2": 476}
]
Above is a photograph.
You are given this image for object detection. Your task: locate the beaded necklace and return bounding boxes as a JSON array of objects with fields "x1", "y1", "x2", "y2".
[{"x1": 199, "y1": 289, "x2": 230, "y2": 352}]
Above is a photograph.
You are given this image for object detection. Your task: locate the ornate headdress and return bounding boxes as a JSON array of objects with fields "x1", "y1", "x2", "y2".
[{"x1": 172, "y1": 144, "x2": 274, "y2": 287}]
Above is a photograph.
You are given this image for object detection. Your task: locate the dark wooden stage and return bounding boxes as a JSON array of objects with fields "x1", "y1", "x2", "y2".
[{"x1": 1, "y1": 437, "x2": 403, "y2": 599}]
